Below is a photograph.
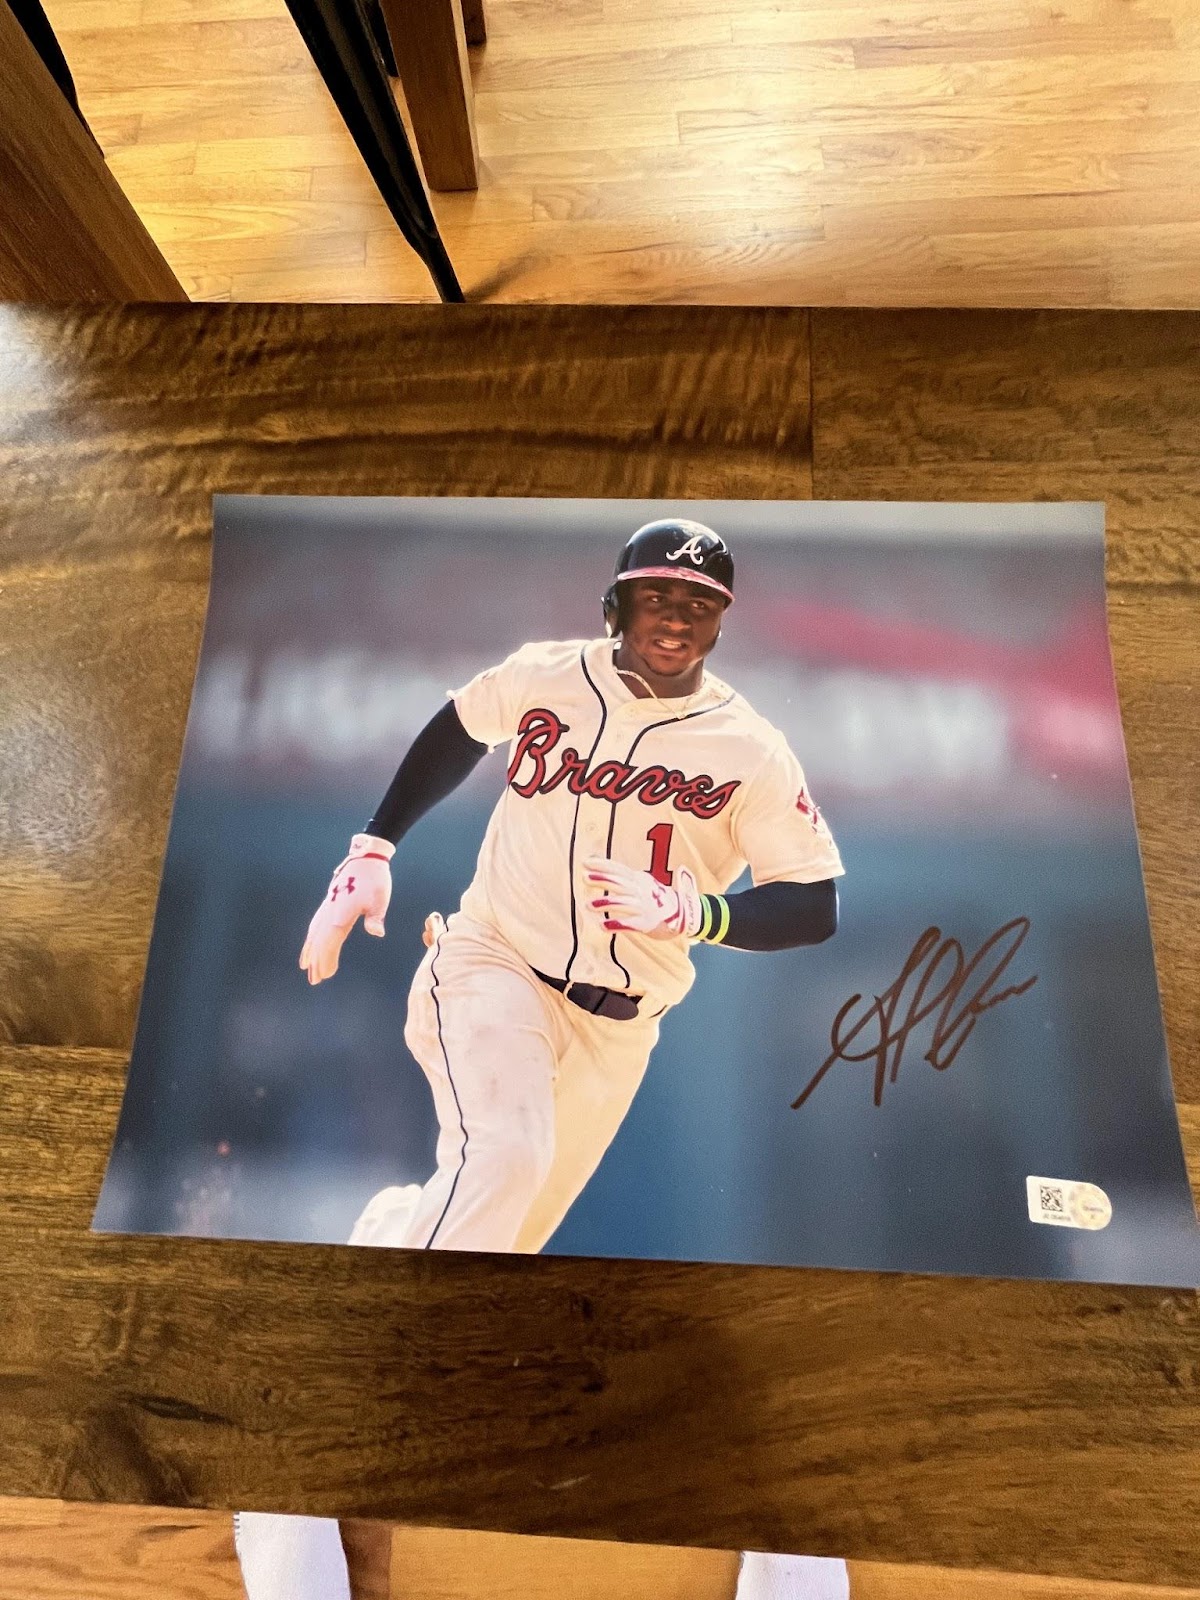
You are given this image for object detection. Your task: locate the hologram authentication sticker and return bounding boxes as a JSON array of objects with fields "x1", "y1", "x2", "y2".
[{"x1": 1026, "y1": 1176, "x2": 1113, "y2": 1230}]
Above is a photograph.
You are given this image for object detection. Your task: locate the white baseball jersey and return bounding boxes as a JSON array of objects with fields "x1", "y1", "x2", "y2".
[{"x1": 452, "y1": 638, "x2": 844, "y2": 1012}]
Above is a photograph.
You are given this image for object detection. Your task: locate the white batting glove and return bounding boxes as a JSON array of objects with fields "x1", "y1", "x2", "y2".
[
  {"x1": 584, "y1": 857, "x2": 703, "y2": 941},
  {"x1": 299, "y1": 833, "x2": 395, "y2": 986}
]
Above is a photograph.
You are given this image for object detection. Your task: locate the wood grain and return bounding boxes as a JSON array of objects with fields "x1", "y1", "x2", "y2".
[
  {"x1": 0, "y1": 306, "x2": 1196, "y2": 1590},
  {"x1": 0, "y1": 0, "x2": 184, "y2": 301},
  {"x1": 0, "y1": 1498, "x2": 243, "y2": 1600},
  {"x1": 37, "y1": 0, "x2": 1200, "y2": 305}
]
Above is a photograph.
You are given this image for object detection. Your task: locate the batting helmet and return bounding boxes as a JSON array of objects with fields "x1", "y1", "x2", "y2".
[{"x1": 602, "y1": 519, "x2": 735, "y2": 634}]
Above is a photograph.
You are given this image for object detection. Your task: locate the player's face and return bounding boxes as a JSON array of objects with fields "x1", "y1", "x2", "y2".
[{"x1": 615, "y1": 576, "x2": 726, "y2": 694}]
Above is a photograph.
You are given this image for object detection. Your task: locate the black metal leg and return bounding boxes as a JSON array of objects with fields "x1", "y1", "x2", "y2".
[
  {"x1": 280, "y1": 0, "x2": 464, "y2": 302},
  {"x1": 362, "y1": 0, "x2": 397, "y2": 77}
]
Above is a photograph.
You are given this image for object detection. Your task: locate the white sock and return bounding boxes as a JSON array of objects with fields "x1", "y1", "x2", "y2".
[
  {"x1": 233, "y1": 1512, "x2": 350, "y2": 1600},
  {"x1": 233, "y1": 1188, "x2": 423, "y2": 1600},
  {"x1": 735, "y1": 1551, "x2": 850, "y2": 1600}
]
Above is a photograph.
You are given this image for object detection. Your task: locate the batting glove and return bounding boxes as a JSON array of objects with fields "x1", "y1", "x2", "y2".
[
  {"x1": 584, "y1": 856, "x2": 703, "y2": 940},
  {"x1": 299, "y1": 833, "x2": 395, "y2": 985}
]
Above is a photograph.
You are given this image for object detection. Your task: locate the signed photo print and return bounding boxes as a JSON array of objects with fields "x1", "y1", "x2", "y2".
[{"x1": 94, "y1": 496, "x2": 1198, "y2": 1287}]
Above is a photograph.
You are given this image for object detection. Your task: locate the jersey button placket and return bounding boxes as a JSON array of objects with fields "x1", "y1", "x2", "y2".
[{"x1": 576, "y1": 720, "x2": 623, "y2": 962}]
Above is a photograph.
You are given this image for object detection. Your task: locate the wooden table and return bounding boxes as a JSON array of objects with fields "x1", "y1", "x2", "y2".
[{"x1": 0, "y1": 304, "x2": 1197, "y2": 1587}]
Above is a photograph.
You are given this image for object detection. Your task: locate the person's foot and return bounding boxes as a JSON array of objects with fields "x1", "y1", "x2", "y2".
[{"x1": 347, "y1": 1184, "x2": 423, "y2": 1247}]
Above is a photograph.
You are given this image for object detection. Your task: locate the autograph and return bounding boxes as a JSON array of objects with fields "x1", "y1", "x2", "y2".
[{"x1": 793, "y1": 918, "x2": 1038, "y2": 1110}]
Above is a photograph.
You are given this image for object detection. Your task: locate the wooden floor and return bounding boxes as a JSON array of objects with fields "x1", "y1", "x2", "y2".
[
  {"x1": 39, "y1": 0, "x2": 1200, "y2": 306},
  {"x1": 2, "y1": 1499, "x2": 1200, "y2": 1600}
]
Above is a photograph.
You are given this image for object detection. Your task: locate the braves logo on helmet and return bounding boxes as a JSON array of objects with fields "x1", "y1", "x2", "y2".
[{"x1": 667, "y1": 534, "x2": 708, "y2": 566}]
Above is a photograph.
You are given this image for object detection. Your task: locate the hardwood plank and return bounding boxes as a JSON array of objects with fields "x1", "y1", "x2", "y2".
[
  {"x1": 192, "y1": 133, "x2": 362, "y2": 174},
  {"x1": 847, "y1": 1564, "x2": 1200, "y2": 1600},
  {"x1": 473, "y1": 39, "x2": 866, "y2": 96},
  {"x1": 821, "y1": 188, "x2": 1200, "y2": 246},
  {"x1": 107, "y1": 142, "x2": 317, "y2": 204},
  {"x1": 133, "y1": 199, "x2": 387, "y2": 244},
  {"x1": 310, "y1": 162, "x2": 534, "y2": 222},
  {"x1": 482, "y1": 0, "x2": 600, "y2": 29},
  {"x1": 104, "y1": 141, "x2": 198, "y2": 183},
  {"x1": 86, "y1": 111, "x2": 145, "y2": 152},
  {"x1": 479, "y1": 136, "x2": 826, "y2": 182},
  {"x1": 728, "y1": 4, "x2": 1050, "y2": 46},
  {"x1": 176, "y1": 271, "x2": 234, "y2": 299},
  {"x1": 530, "y1": 177, "x2": 824, "y2": 226},
  {"x1": 57, "y1": 17, "x2": 312, "y2": 91},
  {"x1": 472, "y1": 105, "x2": 680, "y2": 155},
  {"x1": 0, "y1": 1498, "x2": 243, "y2": 1600},
  {"x1": 227, "y1": 261, "x2": 396, "y2": 301},
  {"x1": 362, "y1": 222, "x2": 842, "y2": 303},
  {"x1": 158, "y1": 226, "x2": 368, "y2": 282},
  {"x1": 41, "y1": 0, "x2": 142, "y2": 26},
  {"x1": 390, "y1": 1525, "x2": 738, "y2": 1599},
  {"x1": 853, "y1": 19, "x2": 1177, "y2": 71},
  {"x1": 472, "y1": 11, "x2": 732, "y2": 54},
  {"x1": 80, "y1": 75, "x2": 347, "y2": 147}
]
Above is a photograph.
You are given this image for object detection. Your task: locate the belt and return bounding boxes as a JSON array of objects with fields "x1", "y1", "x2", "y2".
[{"x1": 533, "y1": 970, "x2": 642, "y2": 1022}]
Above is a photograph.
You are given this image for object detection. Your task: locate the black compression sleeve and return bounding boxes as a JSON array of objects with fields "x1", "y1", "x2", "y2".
[
  {"x1": 366, "y1": 701, "x2": 489, "y2": 845},
  {"x1": 697, "y1": 879, "x2": 839, "y2": 951}
]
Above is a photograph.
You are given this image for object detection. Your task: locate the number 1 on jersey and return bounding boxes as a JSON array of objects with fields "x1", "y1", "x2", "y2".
[{"x1": 646, "y1": 822, "x2": 674, "y2": 885}]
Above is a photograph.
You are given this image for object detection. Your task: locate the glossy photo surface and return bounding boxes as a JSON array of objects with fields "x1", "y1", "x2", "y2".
[{"x1": 94, "y1": 497, "x2": 1198, "y2": 1286}]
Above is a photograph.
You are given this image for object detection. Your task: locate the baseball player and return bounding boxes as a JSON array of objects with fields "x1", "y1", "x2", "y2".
[{"x1": 235, "y1": 520, "x2": 849, "y2": 1600}]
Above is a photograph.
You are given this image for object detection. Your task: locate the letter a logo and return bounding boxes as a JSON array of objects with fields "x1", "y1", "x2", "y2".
[{"x1": 666, "y1": 533, "x2": 707, "y2": 566}]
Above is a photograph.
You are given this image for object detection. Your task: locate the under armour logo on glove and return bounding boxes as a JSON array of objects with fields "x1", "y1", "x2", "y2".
[
  {"x1": 584, "y1": 856, "x2": 703, "y2": 941},
  {"x1": 300, "y1": 835, "x2": 394, "y2": 985}
]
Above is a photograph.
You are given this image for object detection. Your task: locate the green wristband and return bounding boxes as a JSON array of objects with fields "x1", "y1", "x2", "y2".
[{"x1": 699, "y1": 894, "x2": 730, "y2": 945}]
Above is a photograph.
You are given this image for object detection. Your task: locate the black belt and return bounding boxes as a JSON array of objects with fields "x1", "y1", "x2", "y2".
[{"x1": 533, "y1": 970, "x2": 642, "y2": 1022}]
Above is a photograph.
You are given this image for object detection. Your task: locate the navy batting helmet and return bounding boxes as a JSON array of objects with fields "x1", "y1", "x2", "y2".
[{"x1": 602, "y1": 519, "x2": 734, "y2": 634}]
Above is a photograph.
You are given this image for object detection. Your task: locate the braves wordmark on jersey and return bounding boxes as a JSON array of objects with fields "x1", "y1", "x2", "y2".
[{"x1": 452, "y1": 638, "x2": 844, "y2": 1011}]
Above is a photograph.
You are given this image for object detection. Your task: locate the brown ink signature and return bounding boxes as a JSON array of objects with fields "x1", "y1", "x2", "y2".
[{"x1": 793, "y1": 918, "x2": 1038, "y2": 1110}]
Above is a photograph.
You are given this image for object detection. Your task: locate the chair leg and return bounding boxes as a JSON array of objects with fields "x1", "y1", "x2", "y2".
[
  {"x1": 378, "y1": 0, "x2": 479, "y2": 192},
  {"x1": 460, "y1": 0, "x2": 486, "y2": 47},
  {"x1": 361, "y1": 0, "x2": 396, "y2": 76},
  {"x1": 280, "y1": 0, "x2": 464, "y2": 299}
]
